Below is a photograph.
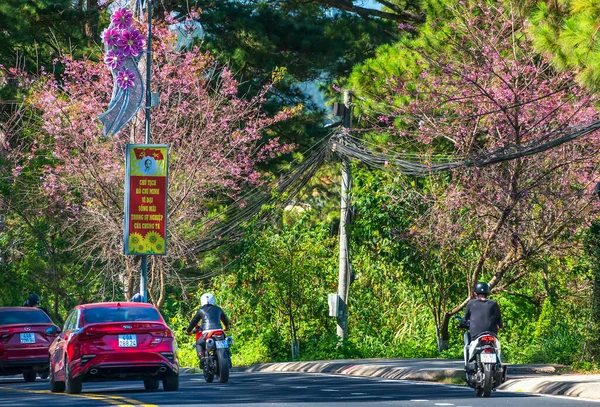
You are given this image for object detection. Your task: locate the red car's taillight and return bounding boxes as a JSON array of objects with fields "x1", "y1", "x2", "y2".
[
  {"x1": 150, "y1": 329, "x2": 173, "y2": 338},
  {"x1": 150, "y1": 328, "x2": 173, "y2": 344}
]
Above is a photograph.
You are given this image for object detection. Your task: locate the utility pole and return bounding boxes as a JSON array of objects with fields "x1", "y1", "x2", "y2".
[
  {"x1": 336, "y1": 90, "x2": 352, "y2": 341},
  {"x1": 140, "y1": 0, "x2": 153, "y2": 303}
]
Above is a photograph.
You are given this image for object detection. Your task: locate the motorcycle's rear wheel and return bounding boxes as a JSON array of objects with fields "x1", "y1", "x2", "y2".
[{"x1": 217, "y1": 348, "x2": 230, "y2": 383}]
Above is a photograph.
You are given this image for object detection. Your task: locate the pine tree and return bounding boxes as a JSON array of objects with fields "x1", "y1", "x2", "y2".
[{"x1": 530, "y1": 0, "x2": 600, "y2": 90}]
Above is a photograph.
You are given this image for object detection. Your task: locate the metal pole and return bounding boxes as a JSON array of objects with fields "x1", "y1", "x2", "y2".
[
  {"x1": 139, "y1": 0, "x2": 152, "y2": 303},
  {"x1": 336, "y1": 90, "x2": 352, "y2": 341},
  {"x1": 144, "y1": 0, "x2": 152, "y2": 146}
]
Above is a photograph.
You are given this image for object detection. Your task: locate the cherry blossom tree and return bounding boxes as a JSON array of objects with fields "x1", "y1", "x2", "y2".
[
  {"x1": 3, "y1": 21, "x2": 296, "y2": 306},
  {"x1": 352, "y1": 0, "x2": 600, "y2": 350}
]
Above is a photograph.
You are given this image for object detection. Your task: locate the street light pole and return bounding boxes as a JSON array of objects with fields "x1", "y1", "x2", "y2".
[{"x1": 139, "y1": 0, "x2": 153, "y2": 303}]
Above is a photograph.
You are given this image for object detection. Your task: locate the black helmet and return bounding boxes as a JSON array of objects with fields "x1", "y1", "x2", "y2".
[
  {"x1": 27, "y1": 294, "x2": 41, "y2": 306},
  {"x1": 474, "y1": 282, "x2": 490, "y2": 295}
]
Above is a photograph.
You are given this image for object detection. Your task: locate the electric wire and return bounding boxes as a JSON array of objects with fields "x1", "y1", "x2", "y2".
[{"x1": 191, "y1": 117, "x2": 600, "y2": 257}]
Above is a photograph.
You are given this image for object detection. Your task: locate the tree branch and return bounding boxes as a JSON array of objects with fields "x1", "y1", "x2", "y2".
[{"x1": 318, "y1": 0, "x2": 425, "y2": 23}]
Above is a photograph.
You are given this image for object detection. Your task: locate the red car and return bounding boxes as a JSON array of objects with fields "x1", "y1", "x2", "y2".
[
  {"x1": 48, "y1": 302, "x2": 179, "y2": 394},
  {"x1": 0, "y1": 307, "x2": 60, "y2": 382}
]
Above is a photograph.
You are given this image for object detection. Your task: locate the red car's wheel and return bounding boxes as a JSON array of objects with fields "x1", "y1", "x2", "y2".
[
  {"x1": 49, "y1": 359, "x2": 65, "y2": 393},
  {"x1": 23, "y1": 371, "x2": 36, "y2": 382},
  {"x1": 65, "y1": 359, "x2": 82, "y2": 394},
  {"x1": 144, "y1": 378, "x2": 160, "y2": 390},
  {"x1": 163, "y1": 375, "x2": 179, "y2": 391}
]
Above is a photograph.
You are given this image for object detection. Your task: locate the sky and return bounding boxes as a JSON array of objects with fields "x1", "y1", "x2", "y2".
[{"x1": 365, "y1": 0, "x2": 382, "y2": 10}]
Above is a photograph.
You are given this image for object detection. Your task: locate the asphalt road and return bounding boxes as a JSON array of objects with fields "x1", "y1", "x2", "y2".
[{"x1": 0, "y1": 371, "x2": 598, "y2": 407}]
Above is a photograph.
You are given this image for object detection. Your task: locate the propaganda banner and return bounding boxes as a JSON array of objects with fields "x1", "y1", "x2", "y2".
[{"x1": 124, "y1": 144, "x2": 168, "y2": 255}]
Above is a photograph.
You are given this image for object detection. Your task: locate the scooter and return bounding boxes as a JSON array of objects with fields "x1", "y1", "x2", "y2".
[{"x1": 457, "y1": 317, "x2": 506, "y2": 397}]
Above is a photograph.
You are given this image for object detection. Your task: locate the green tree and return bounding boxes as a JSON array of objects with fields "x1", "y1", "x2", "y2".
[
  {"x1": 211, "y1": 214, "x2": 338, "y2": 363},
  {"x1": 0, "y1": 0, "x2": 101, "y2": 71},
  {"x1": 348, "y1": 0, "x2": 600, "y2": 351},
  {"x1": 158, "y1": 0, "x2": 412, "y2": 154},
  {"x1": 530, "y1": 0, "x2": 600, "y2": 90}
]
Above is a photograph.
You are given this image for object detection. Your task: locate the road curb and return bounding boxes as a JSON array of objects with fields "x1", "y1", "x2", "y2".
[
  {"x1": 498, "y1": 375, "x2": 600, "y2": 400},
  {"x1": 238, "y1": 361, "x2": 465, "y2": 382},
  {"x1": 184, "y1": 361, "x2": 568, "y2": 381}
]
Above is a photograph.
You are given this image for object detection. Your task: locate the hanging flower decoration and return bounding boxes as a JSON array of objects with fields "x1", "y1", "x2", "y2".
[
  {"x1": 102, "y1": 7, "x2": 145, "y2": 88},
  {"x1": 103, "y1": 28, "x2": 120, "y2": 47},
  {"x1": 117, "y1": 28, "x2": 145, "y2": 57},
  {"x1": 98, "y1": 6, "x2": 146, "y2": 137},
  {"x1": 117, "y1": 69, "x2": 136, "y2": 89},
  {"x1": 112, "y1": 7, "x2": 133, "y2": 30},
  {"x1": 104, "y1": 49, "x2": 124, "y2": 70}
]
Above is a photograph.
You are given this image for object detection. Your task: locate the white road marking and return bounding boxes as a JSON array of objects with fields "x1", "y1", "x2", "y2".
[
  {"x1": 410, "y1": 400, "x2": 429, "y2": 402},
  {"x1": 434, "y1": 404, "x2": 454, "y2": 406},
  {"x1": 351, "y1": 393, "x2": 367, "y2": 395},
  {"x1": 321, "y1": 388, "x2": 339, "y2": 392}
]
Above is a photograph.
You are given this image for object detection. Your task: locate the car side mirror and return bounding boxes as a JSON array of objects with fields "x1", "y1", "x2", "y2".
[{"x1": 46, "y1": 326, "x2": 61, "y2": 336}]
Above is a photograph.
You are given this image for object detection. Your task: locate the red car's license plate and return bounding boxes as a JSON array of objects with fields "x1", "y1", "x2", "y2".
[
  {"x1": 118, "y1": 334, "x2": 137, "y2": 347},
  {"x1": 20, "y1": 333, "x2": 35, "y2": 344}
]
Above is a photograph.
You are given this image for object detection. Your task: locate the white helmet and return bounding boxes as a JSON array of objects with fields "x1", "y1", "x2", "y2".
[{"x1": 200, "y1": 293, "x2": 216, "y2": 306}]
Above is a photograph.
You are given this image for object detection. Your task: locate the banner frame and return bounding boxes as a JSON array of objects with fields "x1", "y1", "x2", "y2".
[{"x1": 124, "y1": 143, "x2": 169, "y2": 256}]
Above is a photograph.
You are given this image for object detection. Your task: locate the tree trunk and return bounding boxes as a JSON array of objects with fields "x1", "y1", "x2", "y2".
[
  {"x1": 436, "y1": 313, "x2": 451, "y2": 352},
  {"x1": 156, "y1": 263, "x2": 165, "y2": 309},
  {"x1": 84, "y1": 0, "x2": 99, "y2": 47},
  {"x1": 124, "y1": 258, "x2": 136, "y2": 300}
]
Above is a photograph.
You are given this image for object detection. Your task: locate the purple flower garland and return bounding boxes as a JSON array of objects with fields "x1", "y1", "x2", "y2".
[{"x1": 102, "y1": 8, "x2": 145, "y2": 88}]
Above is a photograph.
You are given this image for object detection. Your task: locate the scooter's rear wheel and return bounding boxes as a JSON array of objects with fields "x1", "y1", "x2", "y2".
[{"x1": 483, "y1": 364, "x2": 494, "y2": 397}]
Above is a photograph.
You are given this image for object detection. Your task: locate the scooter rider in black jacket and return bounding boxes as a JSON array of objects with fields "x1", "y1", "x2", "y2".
[
  {"x1": 23, "y1": 294, "x2": 51, "y2": 318},
  {"x1": 459, "y1": 282, "x2": 503, "y2": 371},
  {"x1": 186, "y1": 293, "x2": 230, "y2": 359}
]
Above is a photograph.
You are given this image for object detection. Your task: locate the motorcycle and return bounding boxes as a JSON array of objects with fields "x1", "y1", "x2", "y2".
[
  {"x1": 456, "y1": 316, "x2": 506, "y2": 397},
  {"x1": 190, "y1": 327, "x2": 233, "y2": 384}
]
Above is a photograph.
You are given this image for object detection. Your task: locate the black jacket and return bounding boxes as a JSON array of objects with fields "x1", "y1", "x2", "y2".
[
  {"x1": 462, "y1": 298, "x2": 503, "y2": 339},
  {"x1": 23, "y1": 302, "x2": 52, "y2": 319},
  {"x1": 186, "y1": 304, "x2": 230, "y2": 333}
]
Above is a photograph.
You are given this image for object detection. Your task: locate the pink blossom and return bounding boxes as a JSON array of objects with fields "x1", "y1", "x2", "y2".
[
  {"x1": 116, "y1": 28, "x2": 145, "y2": 57},
  {"x1": 12, "y1": 166, "x2": 23, "y2": 177},
  {"x1": 164, "y1": 12, "x2": 178, "y2": 24},
  {"x1": 104, "y1": 49, "x2": 124, "y2": 70},
  {"x1": 111, "y1": 8, "x2": 133, "y2": 30},
  {"x1": 116, "y1": 69, "x2": 135, "y2": 89},
  {"x1": 4, "y1": 24, "x2": 296, "y2": 279}
]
